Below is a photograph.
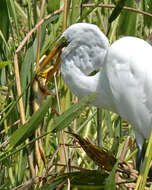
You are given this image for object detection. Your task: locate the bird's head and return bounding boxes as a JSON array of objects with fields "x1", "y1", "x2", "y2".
[
  {"x1": 39, "y1": 23, "x2": 109, "y2": 79},
  {"x1": 60, "y1": 23, "x2": 103, "y2": 45}
]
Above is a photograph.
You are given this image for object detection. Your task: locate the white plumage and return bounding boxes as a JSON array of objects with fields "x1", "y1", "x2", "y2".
[{"x1": 50, "y1": 23, "x2": 152, "y2": 170}]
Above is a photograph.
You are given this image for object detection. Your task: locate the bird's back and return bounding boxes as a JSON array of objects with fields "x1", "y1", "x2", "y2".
[{"x1": 105, "y1": 36, "x2": 152, "y2": 141}]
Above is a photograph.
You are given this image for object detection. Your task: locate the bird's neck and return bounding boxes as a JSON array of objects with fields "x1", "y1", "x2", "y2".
[
  {"x1": 61, "y1": 62, "x2": 116, "y2": 112},
  {"x1": 61, "y1": 62, "x2": 96, "y2": 97}
]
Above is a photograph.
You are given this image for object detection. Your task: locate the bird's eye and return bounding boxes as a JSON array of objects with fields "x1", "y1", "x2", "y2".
[
  {"x1": 88, "y1": 70, "x2": 99, "y2": 76},
  {"x1": 60, "y1": 37, "x2": 70, "y2": 48}
]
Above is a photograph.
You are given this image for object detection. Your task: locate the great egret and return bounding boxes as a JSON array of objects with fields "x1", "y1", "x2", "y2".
[{"x1": 41, "y1": 23, "x2": 152, "y2": 171}]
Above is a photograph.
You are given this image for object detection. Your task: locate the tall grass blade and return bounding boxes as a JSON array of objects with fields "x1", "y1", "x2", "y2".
[
  {"x1": 9, "y1": 95, "x2": 52, "y2": 149},
  {"x1": 109, "y1": 0, "x2": 128, "y2": 23},
  {"x1": 51, "y1": 92, "x2": 97, "y2": 133}
]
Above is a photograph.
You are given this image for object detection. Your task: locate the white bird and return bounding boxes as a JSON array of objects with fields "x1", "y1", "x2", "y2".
[{"x1": 42, "y1": 23, "x2": 152, "y2": 171}]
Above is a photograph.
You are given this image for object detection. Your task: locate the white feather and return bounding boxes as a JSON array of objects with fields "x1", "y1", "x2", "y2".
[{"x1": 60, "y1": 23, "x2": 152, "y2": 152}]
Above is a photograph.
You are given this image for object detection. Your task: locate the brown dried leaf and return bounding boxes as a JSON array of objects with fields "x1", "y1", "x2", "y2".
[{"x1": 67, "y1": 132, "x2": 116, "y2": 171}]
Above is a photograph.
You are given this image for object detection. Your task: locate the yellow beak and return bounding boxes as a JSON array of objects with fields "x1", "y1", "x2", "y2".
[{"x1": 38, "y1": 36, "x2": 68, "y2": 82}]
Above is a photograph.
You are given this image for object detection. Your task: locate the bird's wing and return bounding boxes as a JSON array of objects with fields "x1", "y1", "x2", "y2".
[{"x1": 105, "y1": 37, "x2": 152, "y2": 140}]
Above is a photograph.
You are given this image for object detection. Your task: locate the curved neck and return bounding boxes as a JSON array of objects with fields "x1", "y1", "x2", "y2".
[
  {"x1": 61, "y1": 62, "x2": 116, "y2": 112},
  {"x1": 60, "y1": 25, "x2": 115, "y2": 111},
  {"x1": 61, "y1": 63, "x2": 96, "y2": 97}
]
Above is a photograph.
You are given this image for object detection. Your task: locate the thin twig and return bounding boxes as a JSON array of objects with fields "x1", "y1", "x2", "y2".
[
  {"x1": 58, "y1": 0, "x2": 71, "y2": 173},
  {"x1": 35, "y1": 0, "x2": 46, "y2": 69},
  {"x1": 63, "y1": 0, "x2": 68, "y2": 31},
  {"x1": 34, "y1": 0, "x2": 46, "y2": 173},
  {"x1": 56, "y1": 179, "x2": 67, "y2": 190},
  {"x1": 14, "y1": 54, "x2": 26, "y2": 125},
  {"x1": 83, "y1": 3, "x2": 152, "y2": 18},
  {"x1": 53, "y1": 163, "x2": 89, "y2": 171},
  {"x1": 67, "y1": 178, "x2": 71, "y2": 190},
  {"x1": 54, "y1": 70, "x2": 70, "y2": 171},
  {"x1": 15, "y1": 3, "x2": 152, "y2": 57},
  {"x1": 0, "y1": 120, "x2": 20, "y2": 135},
  {"x1": 15, "y1": 8, "x2": 63, "y2": 54}
]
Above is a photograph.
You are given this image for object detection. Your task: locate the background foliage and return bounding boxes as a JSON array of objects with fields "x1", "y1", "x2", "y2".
[{"x1": 0, "y1": 0, "x2": 152, "y2": 189}]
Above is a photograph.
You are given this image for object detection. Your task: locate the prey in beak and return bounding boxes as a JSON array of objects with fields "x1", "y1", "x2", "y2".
[{"x1": 37, "y1": 36, "x2": 68, "y2": 84}]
